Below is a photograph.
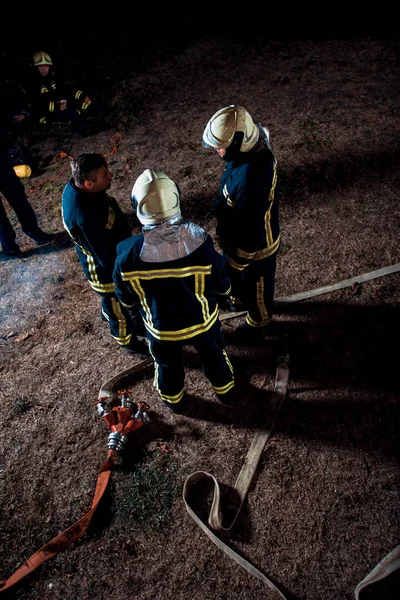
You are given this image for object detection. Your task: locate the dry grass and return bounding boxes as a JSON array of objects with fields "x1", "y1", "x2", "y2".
[{"x1": 1, "y1": 35, "x2": 399, "y2": 600}]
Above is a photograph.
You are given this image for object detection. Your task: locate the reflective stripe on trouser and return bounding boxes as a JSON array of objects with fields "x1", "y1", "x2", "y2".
[
  {"x1": 100, "y1": 294, "x2": 134, "y2": 346},
  {"x1": 228, "y1": 252, "x2": 277, "y2": 327},
  {"x1": 148, "y1": 320, "x2": 235, "y2": 408}
]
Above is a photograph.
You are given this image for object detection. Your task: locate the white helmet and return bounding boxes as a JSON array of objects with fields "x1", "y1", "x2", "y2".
[
  {"x1": 33, "y1": 51, "x2": 53, "y2": 67},
  {"x1": 202, "y1": 104, "x2": 259, "y2": 153},
  {"x1": 131, "y1": 169, "x2": 181, "y2": 226}
]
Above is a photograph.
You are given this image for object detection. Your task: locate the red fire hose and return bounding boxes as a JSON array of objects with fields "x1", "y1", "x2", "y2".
[{"x1": 0, "y1": 389, "x2": 150, "y2": 593}]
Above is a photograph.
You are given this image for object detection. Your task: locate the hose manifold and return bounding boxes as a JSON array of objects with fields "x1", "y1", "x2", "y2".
[{"x1": 96, "y1": 401, "x2": 111, "y2": 418}]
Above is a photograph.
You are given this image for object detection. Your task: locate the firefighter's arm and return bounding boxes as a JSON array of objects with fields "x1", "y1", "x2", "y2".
[
  {"x1": 112, "y1": 256, "x2": 140, "y2": 310},
  {"x1": 209, "y1": 239, "x2": 232, "y2": 307},
  {"x1": 225, "y1": 170, "x2": 270, "y2": 270},
  {"x1": 220, "y1": 185, "x2": 254, "y2": 272},
  {"x1": 40, "y1": 87, "x2": 55, "y2": 120},
  {"x1": 80, "y1": 220, "x2": 120, "y2": 270}
]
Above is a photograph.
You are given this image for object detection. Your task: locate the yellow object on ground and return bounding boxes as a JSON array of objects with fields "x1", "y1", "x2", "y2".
[{"x1": 13, "y1": 164, "x2": 32, "y2": 178}]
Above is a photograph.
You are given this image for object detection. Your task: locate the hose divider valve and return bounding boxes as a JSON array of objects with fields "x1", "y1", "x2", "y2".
[{"x1": 97, "y1": 390, "x2": 151, "y2": 453}]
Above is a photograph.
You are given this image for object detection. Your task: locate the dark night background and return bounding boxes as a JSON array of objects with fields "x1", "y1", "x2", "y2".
[{"x1": 1, "y1": 7, "x2": 397, "y2": 88}]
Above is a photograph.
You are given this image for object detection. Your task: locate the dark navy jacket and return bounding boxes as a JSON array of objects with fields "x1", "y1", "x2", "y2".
[
  {"x1": 62, "y1": 179, "x2": 131, "y2": 295},
  {"x1": 215, "y1": 146, "x2": 280, "y2": 271},
  {"x1": 25, "y1": 70, "x2": 90, "y2": 123},
  {"x1": 113, "y1": 231, "x2": 231, "y2": 342},
  {"x1": 26, "y1": 70, "x2": 69, "y2": 123}
]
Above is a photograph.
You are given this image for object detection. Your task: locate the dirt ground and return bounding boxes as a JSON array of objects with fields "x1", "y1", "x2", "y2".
[{"x1": 1, "y1": 35, "x2": 399, "y2": 600}]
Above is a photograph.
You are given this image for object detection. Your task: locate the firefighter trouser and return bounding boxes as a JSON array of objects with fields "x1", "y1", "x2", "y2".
[
  {"x1": 228, "y1": 251, "x2": 277, "y2": 328},
  {"x1": 148, "y1": 321, "x2": 235, "y2": 410},
  {"x1": 0, "y1": 151, "x2": 41, "y2": 253},
  {"x1": 99, "y1": 293, "x2": 135, "y2": 347}
]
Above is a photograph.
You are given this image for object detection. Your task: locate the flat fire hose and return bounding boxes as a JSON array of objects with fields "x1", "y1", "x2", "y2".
[
  {"x1": 0, "y1": 361, "x2": 154, "y2": 591},
  {"x1": 354, "y1": 545, "x2": 400, "y2": 599},
  {"x1": 0, "y1": 382, "x2": 150, "y2": 594},
  {"x1": 97, "y1": 357, "x2": 154, "y2": 400},
  {"x1": 2, "y1": 263, "x2": 399, "y2": 594},
  {"x1": 182, "y1": 346, "x2": 400, "y2": 600},
  {"x1": 0, "y1": 451, "x2": 115, "y2": 593},
  {"x1": 183, "y1": 348, "x2": 291, "y2": 600}
]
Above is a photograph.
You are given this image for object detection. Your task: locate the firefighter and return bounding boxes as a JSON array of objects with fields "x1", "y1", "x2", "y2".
[
  {"x1": 26, "y1": 51, "x2": 81, "y2": 128},
  {"x1": 202, "y1": 104, "x2": 281, "y2": 340},
  {"x1": 0, "y1": 115, "x2": 53, "y2": 259},
  {"x1": 113, "y1": 169, "x2": 235, "y2": 413},
  {"x1": 61, "y1": 153, "x2": 148, "y2": 357},
  {"x1": 16, "y1": 51, "x2": 106, "y2": 136}
]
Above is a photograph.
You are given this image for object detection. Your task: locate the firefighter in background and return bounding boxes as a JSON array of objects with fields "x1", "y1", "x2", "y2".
[
  {"x1": 25, "y1": 51, "x2": 81, "y2": 128},
  {"x1": 61, "y1": 152, "x2": 148, "y2": 357},
  {"x1": 202, "y1": 104, "x2": 281, "y2": 340},
  {"x1": 16, "y1": 51, "x2": 105, "y2": 135},
  {"x1": 113, "y1": 169, "x2": 235, "y2": 413}
]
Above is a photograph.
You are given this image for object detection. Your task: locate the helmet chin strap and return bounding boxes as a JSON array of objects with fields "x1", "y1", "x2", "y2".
[{"x1": 223, "y1": 132, "x2": 244, "y2": 161}]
